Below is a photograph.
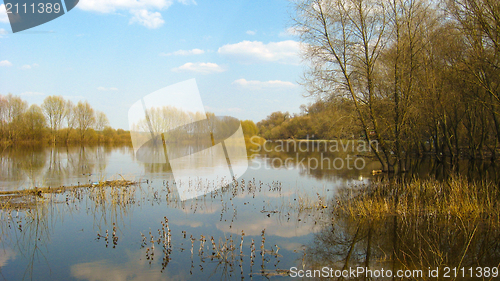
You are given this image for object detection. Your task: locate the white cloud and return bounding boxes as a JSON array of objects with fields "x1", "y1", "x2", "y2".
[
  {"x1": 78, "y1": 0, "x2": 195, "y2": 12},
  {"x1": 78, "y1": 0, "x2": 172, "y2": 13},
  {"x1": 177, "y1": 0, "x2": 197, "y2": 4},
  {"x1": 0, "y1": 4, "x2": 9, "y2": 23},
  {"x1": 20, "y1": 63, "x2": 39, "y2": 70},
  {"x1": 97, "y1": 87, "x2": 119, "y2": 91},
  {"x1": 218, "y1": 40, "x2": 302, "y2": 64},
  {"x1": 0, "y1": 28, "x2": 8, "y2": 38},
  {"x1": 160, "y1": 48, "x2": 205, "y2": 56},
  {"x1": 279, "y1": 26, "x2": 305, "y2": 37},
  {"x1": 232, "y1": 78, "x2": 297, "y2": 89},
  {"x1": 77, "y1": 0, "x2": 195, "y2": 29},
  {"x1": 20, "y1": 91, "x2": 45, "y2": 96},
  {"x1": 129, "y1": 9, "x2": 164, "y2": 29},
  {"x1": 171, "y1": 62, "x2": 226, "y2": 74},
  {"x1": 0, "y1": 60, "x2": 12, "y2": 67},
  {"x1": 246, "y1": 30, "x2": 256, "y2": 35}
]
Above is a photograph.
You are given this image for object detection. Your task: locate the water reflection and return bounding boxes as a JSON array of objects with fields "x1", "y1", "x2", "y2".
[
  {"x1": 0, "y1": 145, "x2": 139, "y2": 191},
  {"x1": 305, "y1": 215, "x2": 500, "y2": 280},
  {"x1": 303, "y1": 182, "x2": 500, "y2": 280},
  {"x1": 254, "y1": 141, "x2": 382, "y2": 181},
  {"x1": 0, "y1": 144, "x2": 498, "y2": 280},
  {"x1": 0, "y1": 178, "x2": 309, "y2": 280},
  {"x1": 70, "y1": 253, "x2": 190, "y2": 281},
  {"x1": 128, "y1": 80, "x2": 249, "y2": 202}
]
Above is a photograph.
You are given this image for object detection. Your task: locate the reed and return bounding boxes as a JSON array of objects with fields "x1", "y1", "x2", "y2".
[
  {"x1": 335, "y1": 176, "x2": 500, "y2": 222},
  {"x1": 139, "y1": 217, "x2": 284, "y2": 277}
]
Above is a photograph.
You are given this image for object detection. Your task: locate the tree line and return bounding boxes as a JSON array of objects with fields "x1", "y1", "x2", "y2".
[
  {"x1": 0, "y1": 94, "x2": 130, "y2": 145},
  {"x1": 1, "y1": 93, "x2": 262, "y2": 147},
  {"x1": 257, "y1": 97, "x2": 360, "y2": 140},
  {"x1": 287, "y1": 0, "x2": 500, "y2": 172}
]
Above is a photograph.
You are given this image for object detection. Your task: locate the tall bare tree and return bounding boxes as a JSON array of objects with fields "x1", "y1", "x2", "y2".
[
  {"x1": 42, "y1": 95, "x2": 66, "y2": 143},
  {"x1": 63, "y1": 100, "x2": 76, "y2": 143},
  {"x1": 4, "y1": 94, "x2": 28, "y2": 141},
  {"x1": 0, "y1": 95, "x2": 7, "y2": 138},
  {"x1": 95, "y1": 111, "x2": 109, "y2": 132},
  {"x1": 448, "y1": 0, "x2": 500, "y2": 156},
  {"x1": 293, "y1": 0, "x2": 393, "y2": 170},
  {"x1": 74, "y1": 101, "x2": 95, "y2": 142}
]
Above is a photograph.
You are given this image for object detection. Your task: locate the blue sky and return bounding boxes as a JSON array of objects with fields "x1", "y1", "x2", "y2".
[{"x1": 0, "y1": 0, "x2": 312, "y2": 129}]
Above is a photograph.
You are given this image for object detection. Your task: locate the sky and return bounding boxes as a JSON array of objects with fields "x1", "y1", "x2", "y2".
[{"x1": 0, "y1": 0, "x2": 313, "y2": 129}]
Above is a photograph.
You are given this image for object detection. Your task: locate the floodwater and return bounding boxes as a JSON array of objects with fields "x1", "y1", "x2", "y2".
[{"x1": 0, "y1": 144, "x2": 498, "y2": 280}]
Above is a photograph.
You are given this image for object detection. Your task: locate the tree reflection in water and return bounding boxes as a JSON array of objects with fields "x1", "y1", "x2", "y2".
[{"x1": 305, "y1": 179, "x2": 500, "y2": 280}]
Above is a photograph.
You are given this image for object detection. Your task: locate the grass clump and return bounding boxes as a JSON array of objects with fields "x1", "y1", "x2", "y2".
[{"x1": 336, "y1": 176, "x2": 500, "y2": 221}]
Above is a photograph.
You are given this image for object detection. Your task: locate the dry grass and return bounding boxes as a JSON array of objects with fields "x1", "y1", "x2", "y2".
[
  {"x1": 0, "y1": 179, "x2": 136, "y2": 209},
  {"x1": 0, "y1": 179, "x2": 136, "y2": 196},
  {"x1": 336, "y1": 176, "x2": 500, "y2": 221}
]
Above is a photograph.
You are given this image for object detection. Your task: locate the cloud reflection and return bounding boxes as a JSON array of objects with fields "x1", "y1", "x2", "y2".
[
  {"x1": 216, "y1": 213, "x2": 320, "y2": 238},
  {"x1": 71, "y1": 250, "x2": 188, "y2": 281},
  {"x1": 0, "y1": 248, "x2": 16, "y2": 268}
]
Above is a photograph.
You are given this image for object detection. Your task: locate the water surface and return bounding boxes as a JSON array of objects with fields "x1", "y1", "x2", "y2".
[{"x1": 0, "y1": 145, "x2": 497, "y2": 280}]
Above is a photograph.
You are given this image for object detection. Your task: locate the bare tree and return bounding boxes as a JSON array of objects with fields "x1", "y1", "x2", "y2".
[
  {"x1": 448, "y1": 0, "x2": 500, "y2": 155},
  {"x1": 4, "y1": 94, "x2": 28, "y2": 141},
  {"x1": 63, "y1": 100, "x2": 76, "y2": 143},
  {"x1": 293, "y1": 0, "x2": 392, "y2": 170},
  {"x1": 74, "y1": 101, "x2": 96, "y2": 142},
  {"x1": 382, "y1": 0, "x2": 439, "y2": 168},
  {"x1": 292, "y1": 0, "x2": 471, "y2": 170},
  {"x1": 42, "y1": 95, "x2": 66, "y2": 143},
  {"x1": 0, "y1": 95, "x2": 7, "y2": 138},
  {"x1": 95, "y1": 111, "x2": 109, "y2": 132}
]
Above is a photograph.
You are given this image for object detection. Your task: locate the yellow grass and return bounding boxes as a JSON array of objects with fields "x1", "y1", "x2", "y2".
[{"x1": 336, "y1": 176, "x2": 500, "y2": 221}]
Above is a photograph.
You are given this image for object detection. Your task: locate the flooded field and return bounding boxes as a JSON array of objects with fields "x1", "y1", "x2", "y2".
[{"x1": 0, "y1": 145, "x2": 498, "y2": 280}]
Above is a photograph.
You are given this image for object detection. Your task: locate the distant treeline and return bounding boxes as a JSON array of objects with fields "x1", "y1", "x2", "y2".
[
  {"x1": 0, "y1": 94, "x2": 130, "y2": 145},
  {"x1": 0, "y1": 93, "x2": 262, "y2": 147}
]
